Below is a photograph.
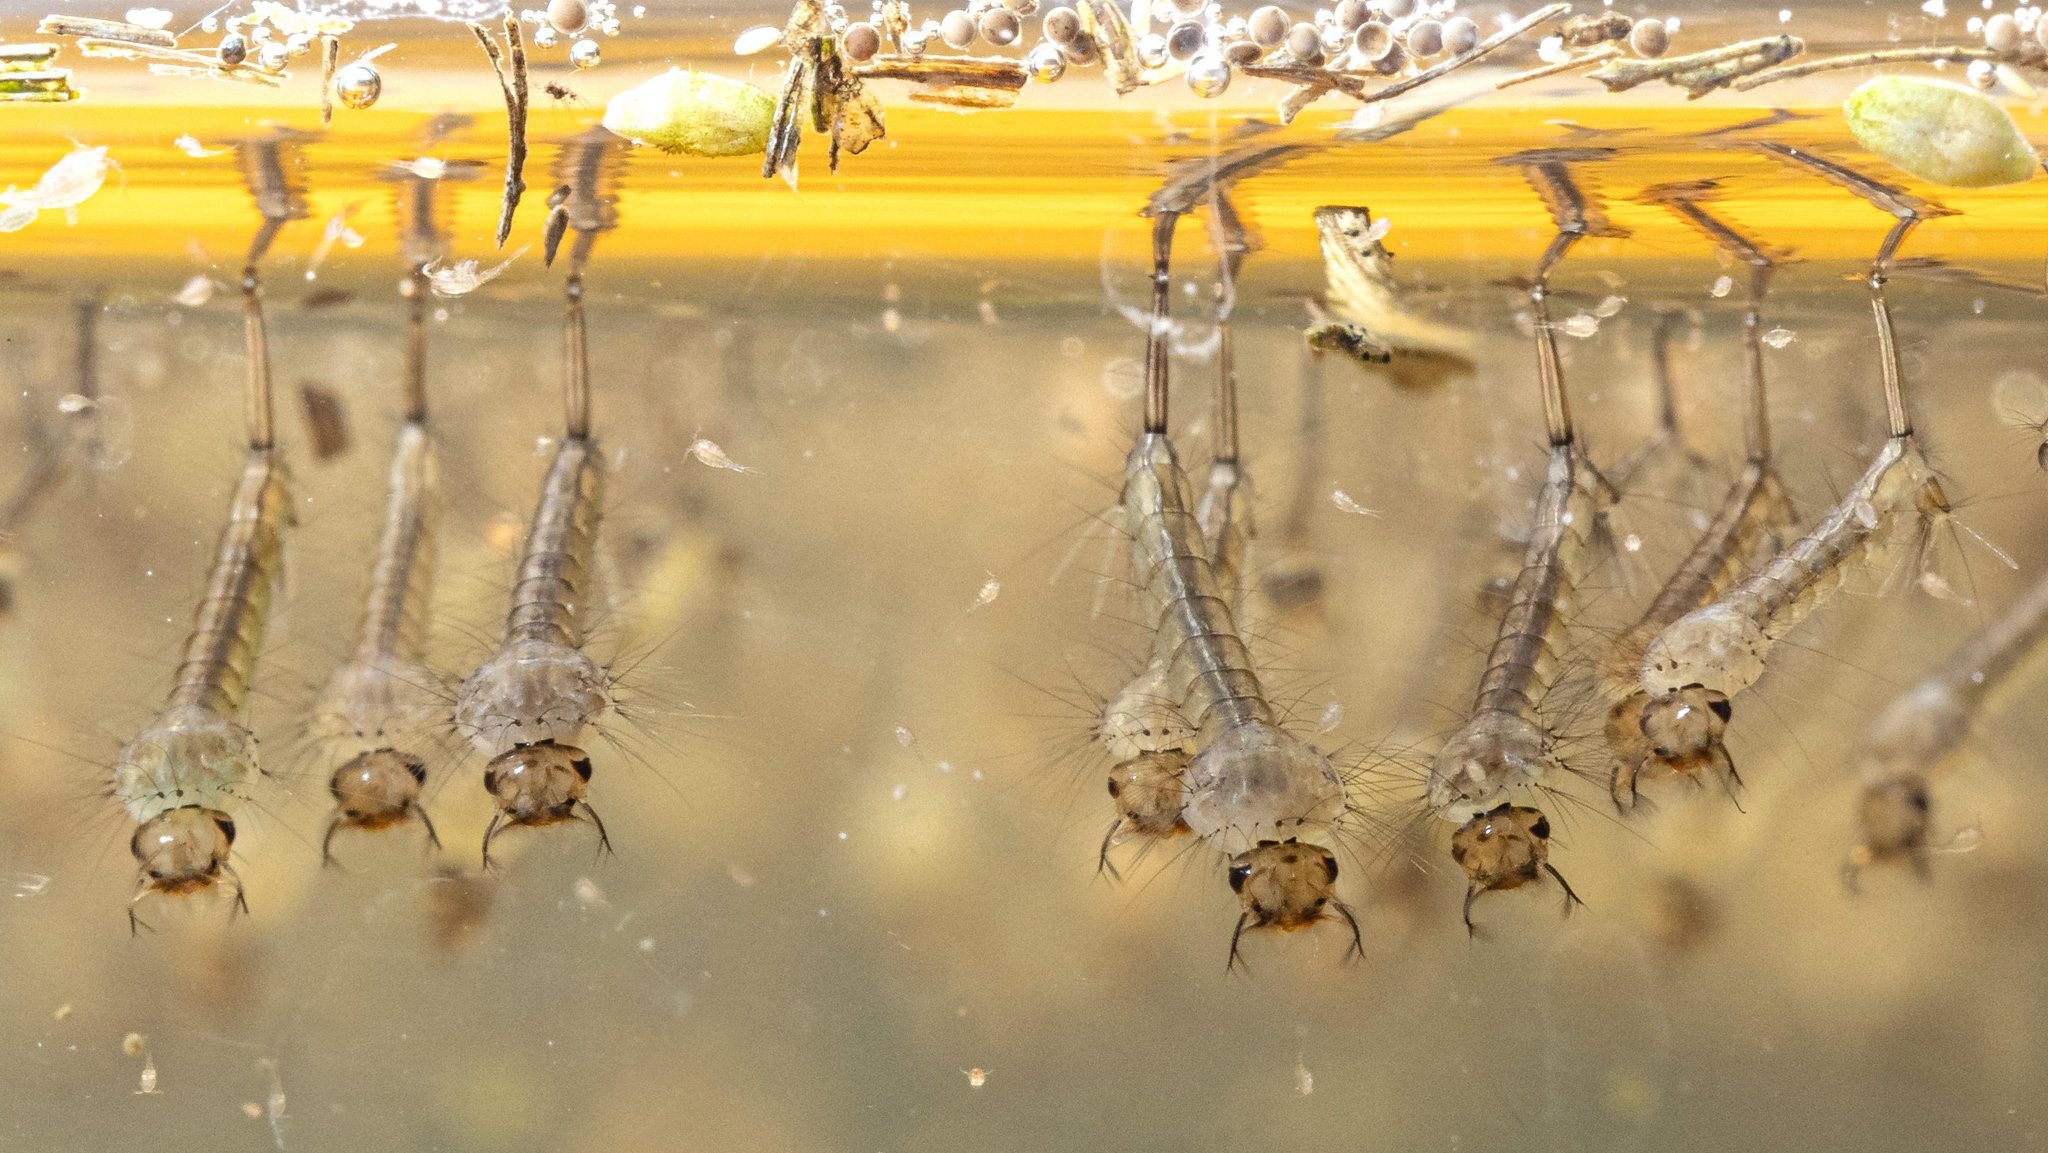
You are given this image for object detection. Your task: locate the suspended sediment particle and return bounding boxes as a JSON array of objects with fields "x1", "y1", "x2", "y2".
[{"x1": 1844, "y1": 74, "x2": 2037, "y2": 188}]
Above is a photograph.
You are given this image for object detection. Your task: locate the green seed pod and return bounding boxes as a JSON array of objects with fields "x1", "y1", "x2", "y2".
[
  {"x1": 1844, "y1": 74, "x2": 2037, "y2": 189},
  {"x1": 601, "y1": 68, "x2": 774, "y2": 157}
]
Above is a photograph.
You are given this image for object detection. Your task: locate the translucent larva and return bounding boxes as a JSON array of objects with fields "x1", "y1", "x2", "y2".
[
  {"x1": 1605, "y1": 180, "x2": 1796, "y2": 812},
  {"x1": 1637, "y1": 147, "x2": 1961, "y2": 789},
  {"x1": 115, "y1": 144, "x2": 301, "y2": 927},
  {"x1": 310, "y1": 168, "x2": 454, "y2": 864},
  {"x1": 1424, "y1": 151, "x2": 1621, "y2": 932}
]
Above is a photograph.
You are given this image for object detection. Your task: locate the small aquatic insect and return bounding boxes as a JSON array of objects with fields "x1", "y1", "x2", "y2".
[
  {"x1": 114, "y1": 211, "x2": 295, "y2": 929},
  {"x1": 1307, "y1": 204, "x2": 1474, "y2": 388},
  {"x1": 0, "y1": 143, "x2": 112, "y2": 232},
  {"x1": 1604, "y1": 181, "x2": 1797, "y2": 812},
  {"x1": 963, "y1": 1066, "x2": 990, "y2": 1088},
  {"x1": 1118, "y1": 206, "x2": 1360, "y2": 969},
  {"x1": 1844, "y1": 566, "x2": 2048, "y2": 885},
  {"x1": 1426, "y1": 152, "x2": 1624, "y2": 933},
  {"x1": 543, "y1": 79, "x2": 582, "y2": 103},
  {"x1": 1638, "y1": 147, "x2": 1974, "y2": 797},
  {"x1": 309, "y1": 217, "x2": 451, "y2": 864},
  {"x1": 453, "y1": 271, "x2": 616, "y2": 868}
]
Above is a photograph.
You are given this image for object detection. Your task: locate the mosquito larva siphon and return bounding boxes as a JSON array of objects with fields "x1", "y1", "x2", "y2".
[
  {"x1": 1843, "y1": 567, "x2": 2048, "y2": 886},
  {"x1": 451, "y1": 272, "x2": 615, "y2": 869},
  {"x1": 114, "y1": 186, "x2": 296, "y2": 930},
  {"x1": 1097, "y1": 189, "x2": 1257, "y2": 877},
  {"x1": 1122, "y1": 206, "x2": 1360, "y2": 969},
  {"x1": 1426, "y1": 150, "x2": 1625, "y2": 933},
  {"x1": 1636, "y1": 148, "x2": 1960, "y2": 790},
  {"x1": 309, "y1": 171, "x2": 453, "y2": 865},
  {"x1": 1604, "y1": 181, "x2": 1797, "y2": 812}
]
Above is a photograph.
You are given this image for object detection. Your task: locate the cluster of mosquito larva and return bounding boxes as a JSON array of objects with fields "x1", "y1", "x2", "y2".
[
  {"x1": 79, "y1": 131, "x2": 646, "y2": 931},
  {"x1": 1084, "y1": 189, "x2": 1362, "y2": 970}
]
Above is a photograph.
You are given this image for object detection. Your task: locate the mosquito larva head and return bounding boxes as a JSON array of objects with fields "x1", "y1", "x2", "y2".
[
  {"x1": 1226, "y1": 838, "x2": 1343, "y2": 932},
  {"x1": 483, "y1": 739, "x2": 593, "y2": 827},
  {"x1": 1637, "y1": 683, "x2": 1731, "y2": 762},
  {"x1": 1448, "y1": 803, "x2": 1553, "y2": 898},
  {"x1": 1106, "y1": 751, "x2": 1191, "y2": 839},
  {"x1": 330, "y1": 748, "x2": 429, "y2": 831},
  {"x1": 130, "y1": 806, "x2": 235, "y2": 897},
  {"x1": 1857, "y1": 775, "x2": 1933, "y2": 866}
]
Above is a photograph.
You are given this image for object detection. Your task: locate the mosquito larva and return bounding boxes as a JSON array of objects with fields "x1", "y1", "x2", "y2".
[
  {"x1": 310, "y1": 195, "x2": 448, "y2": 864},
  {"x1": 1121, "y1": 206, "x2": 1359, "y2": 968},
  {"x1": 1637, "y1": 150, "x2": 1957, "y2": 787},
  {"x1": 114, "y1": 256, "x2": 291, "y2": 929},
  {"x1": 1096, "y1": 191, "x2": 1257, "y2": 876},
  {"x1": 1605, "y1": 182, "x2": 1797, "y2": 812},
  {"x1": 452, "y1": 272, "x2": 615, "y2": 868},
  {"x1": 1844, "y1": 566, "x2": 2048, "y2": 885},
  {"x1": 1427, "y1": 153, "x2": 1623, "y2": 933}
]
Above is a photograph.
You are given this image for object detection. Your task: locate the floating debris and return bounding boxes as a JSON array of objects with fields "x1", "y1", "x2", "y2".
[
  {"x1": 297, "y1": 382, "x2": 351, "y2": 461},
  {"x1": 470, "y1": 13, "x2": 530, "y2": 248},
  {"x1": 601, "y1": 69, "x2": 774, "y2": 157},
  {"x1": 733, "y1": 24, "x2": 781, "y2": 55},
  {"x1": 1587, "y1": 34, "x2": 1801, "y2": 98},
  {"x1": 1844, "y1": 74, "x2": 2037, "y2": 189},
  {"x1": 424, "y1": 247, "x2": 527, "y2": 296},
  {"x1": 171, "y1": 275, "x2": 216, "y2": 307},
  {"x1": 969, "y1": 575, "x2": 1001, "y2": 610},
  {"x1": 685, "y1": 437, "x2": 758, "y2": 473},
  {"x1": 173, "y1": 135, "x2": 226, "y2": 158},
  {"x1": 37, "y1": 14, "x2": 176, "y2": 48},
  {"x1": 1331, "y1": 489, "x2": 1379, "y2": 516},
  {"x1": 0, "y1": 44, "x2": 77, "y2": 102}
]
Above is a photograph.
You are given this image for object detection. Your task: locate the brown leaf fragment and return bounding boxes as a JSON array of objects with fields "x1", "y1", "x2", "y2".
[
  {"x1": 853, "y1": 53, "x2": 1027, "y2": 89},
  {"x1": 907, "y1": 84, "x2": 1020, "y2": 110},
  {"x1": 37, "y1": 15, "x2": 175, "y2": 47},
  {"x1": 833, "y1": 85, "x2": 886, "y2": 161},
  {"x1": 762, "y1": 53, "x2": 811, "y2": 181}
]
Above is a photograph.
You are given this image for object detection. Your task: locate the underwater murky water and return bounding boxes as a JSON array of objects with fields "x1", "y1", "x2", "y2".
[{"x1": 3, "y1": 2, "x2": 2048, "y2": 1150}]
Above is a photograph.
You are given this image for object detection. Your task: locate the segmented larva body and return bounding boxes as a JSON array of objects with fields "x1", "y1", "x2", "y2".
[
  {"x1": 453, "y1": 435, "x2": 611, "y2": 756},
  {"x1": 313, "y1": 422, "x2": 442, "y2": 760},
  {"x1": 1426, "y1": 441, "x2": 1609, "y2": 823},
  {"x1": 1121, "y1": 432, "x2": 1345, "y2": 853},
  {"x1": 1641, "y1": 435, "x2": 1937, "y2": 701}
]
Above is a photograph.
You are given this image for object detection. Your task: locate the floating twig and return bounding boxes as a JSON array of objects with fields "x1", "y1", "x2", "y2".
[
  {"x1": 1730, "y1": 44, "x2": 2017, "y2": 91},
  {"x1": 36, "y1": 14, "x2": 176, "y2": 48},
  {"x1": 469, "y1": 13, "x2": 529, "y2": 249},
  {"x1": 1499, "y1": 44, "x2": 1620, "y2": 90},
  {"x1": 1586, "y1": 34, "x2": 1802, "y2": 98},
  {"x1": 1363, "y1": 2, "x2": 1572, "y2": 104}
]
